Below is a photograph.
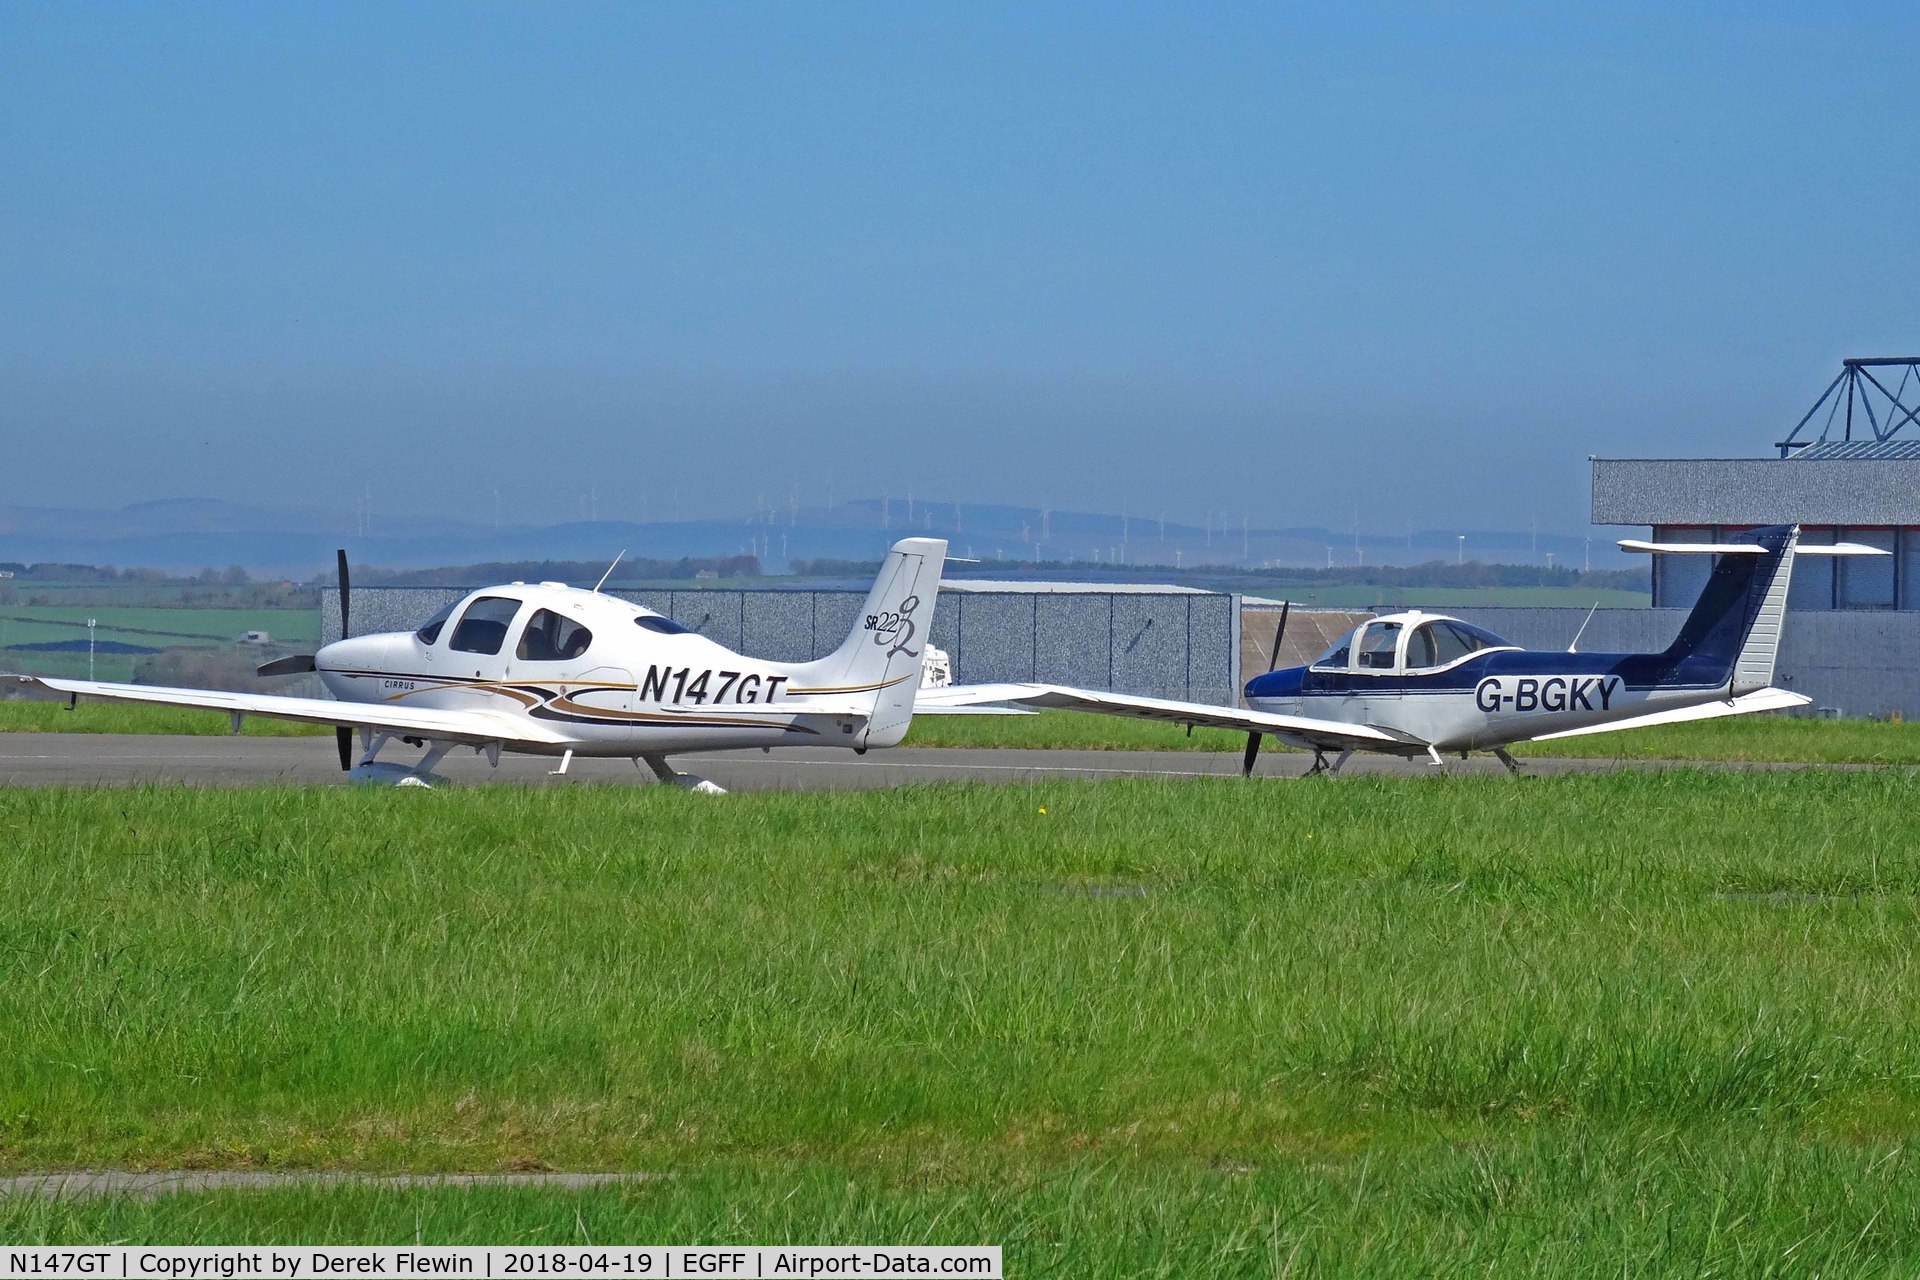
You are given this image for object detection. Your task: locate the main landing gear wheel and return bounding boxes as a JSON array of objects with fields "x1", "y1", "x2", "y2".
[
  {"x1": 1304, "y1": 748, "x2": 1354, "y2": 778},
  {"x1": 346, "y1": 738, "x2": 454, "y2": 787},
  {"x1": 638, "y1": 755, "x2": 727, "y2": 795}
]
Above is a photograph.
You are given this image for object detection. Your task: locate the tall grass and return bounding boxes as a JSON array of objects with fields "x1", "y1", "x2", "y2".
[
  {"x1": 0, "y1": 699, "x2": 326, "y2": 735},
  {"x1": 6, "y1": 1139, "x2": 1920, "y2": 1275},
  {"x1": 3, "y1": 774, "x2": 1920, "y2": 1269},
  {"x1": 10, "y1": 699, "x2": 1917, "y2": 766}
]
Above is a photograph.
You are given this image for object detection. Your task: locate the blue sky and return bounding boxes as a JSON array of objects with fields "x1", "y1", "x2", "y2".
[{"x1": 3, "y1": 3, "x2": 1915, "y2": 534}]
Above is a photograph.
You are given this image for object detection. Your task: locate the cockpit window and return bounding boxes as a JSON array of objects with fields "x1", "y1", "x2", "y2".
[
  {"x1": 635, "y1": 615, "x2": 691, "y2": 635},
  {"x1": 1357, "y1": 621, "x2": 1402, "y2": 670},
  {"x1": 414, "y1": 601, "x2": 458, "y2": 645},
  {"x1": 1449, "y1": 620, "x2": 1509, "y2": 650},
  {"x1": 1406, "y1": 624, "x2": 1439, "y2": 669},
  {"x1": 517, "y1": 609, "x2": 593, "y2": 662},
  {"x1": 1310, "y1": 636, "x2": 1351, "y2": 670},
  {"x1": 1430, "y1": 622, "x2": 1482, "y2": 666},
  {"x1": 448, "y1": 596, "x2": 521, "y2": 656}
]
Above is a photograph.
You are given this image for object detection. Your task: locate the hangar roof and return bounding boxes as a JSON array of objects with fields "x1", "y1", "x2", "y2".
[
  {"x1": 1788, "y1": 440, "x2": 1920, "y2": 460},
  {"x1": 940, "y1": 579, "x2": 1217, "y2": 595},
  {"x1": 1591, "y1": 456, "x2": 1920, "y2": 526}
]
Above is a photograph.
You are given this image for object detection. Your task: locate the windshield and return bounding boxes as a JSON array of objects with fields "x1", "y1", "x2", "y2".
[
  {"x1": 1311, "y1": 635, "x2": 1351, "y2": 669},
  {"x1": 449, "y1": 596, "x2": 522, "y2": 656},
  {"x1": 414, "y1": 600, "x2": 458, "y2": 645}
]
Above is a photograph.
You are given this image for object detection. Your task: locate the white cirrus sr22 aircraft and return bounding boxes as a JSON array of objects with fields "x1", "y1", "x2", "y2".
[
  {"x1": 10, "y1": 538, "x2": 948, "y2": 790},
  {"x1": 919, "y1": 525, "x2": 1882, "y2": 775}
]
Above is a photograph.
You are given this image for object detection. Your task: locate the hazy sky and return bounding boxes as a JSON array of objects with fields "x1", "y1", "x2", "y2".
[{"x1": 4, "y1": 3, "x2": 1915, "y2": 534}]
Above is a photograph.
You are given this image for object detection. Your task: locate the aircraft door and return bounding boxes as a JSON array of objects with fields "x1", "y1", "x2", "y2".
[
  {"x1": 1348, "y1": 620, "x2": 1404, "y2": 718},
  {"x1": 506, "y1": 606, "x2": 634, "y2": 745},
  {"x1": 443, "y1": 595, "x2": 527, "y2": 711}
]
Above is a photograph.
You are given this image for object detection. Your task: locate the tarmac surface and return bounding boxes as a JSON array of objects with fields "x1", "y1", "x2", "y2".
[{"x1": 0, "y1": 732, "x2": 1824, "y2": 789}]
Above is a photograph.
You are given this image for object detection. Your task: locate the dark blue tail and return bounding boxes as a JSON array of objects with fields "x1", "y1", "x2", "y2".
[{"x1": 1652, "y1": 525, "x2": 1796, "y2": 692}]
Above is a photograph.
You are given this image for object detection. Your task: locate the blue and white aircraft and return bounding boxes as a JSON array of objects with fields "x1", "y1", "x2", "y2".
[{"x1": 921, "y1": 525, "x2": 1883, "y2": 774}]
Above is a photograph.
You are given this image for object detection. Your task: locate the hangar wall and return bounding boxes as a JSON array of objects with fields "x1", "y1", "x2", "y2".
[{"x1": 323, "y1": 587, "x2": 1242, "y2": 706}]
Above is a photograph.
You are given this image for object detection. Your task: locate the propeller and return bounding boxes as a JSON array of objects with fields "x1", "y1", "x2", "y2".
[
  {"x1": 334, "y1": 549, "x2": 352, "y2": 772},
  {"x1": 337, "y1": 547, "x2": 351, "y2": 641},
  {"x1": 1266, "y1": 600, "x2": 1292, "y2": 673},
  {"x1": 1243, "y1": 601, "x2": 1292, "y2": 778},
  {"x1": 255, "y1": 547, "x2": 351, "y2": 680}
]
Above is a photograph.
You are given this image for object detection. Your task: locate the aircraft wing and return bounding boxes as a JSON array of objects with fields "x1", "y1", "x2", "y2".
[
  {"x1": 915, "y1": 683, "x2": 1416, "y2": 752},
  {"x1": 9, "y1": 675, "x2": 579, "y2": 747},
  {"x1": 1527, "y1": 687, "x2": 1812, "y2": 741}
]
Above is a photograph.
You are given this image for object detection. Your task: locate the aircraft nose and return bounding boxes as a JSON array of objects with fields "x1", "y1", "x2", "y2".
[
  {"x1": 315, "y1": 638, "x2": 355, "y2": 671},
  {"x1": 1245, "y1": 665, "x2": 1305, "y2": 700}
]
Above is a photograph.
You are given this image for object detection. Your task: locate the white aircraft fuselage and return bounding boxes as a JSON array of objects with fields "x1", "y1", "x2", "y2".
[
  {"x1": 11, "y1": 537, "x2": 949, "y2": 790},
  {"x1": 315, "y1": 582, "x2": 906, "y2": 757}
]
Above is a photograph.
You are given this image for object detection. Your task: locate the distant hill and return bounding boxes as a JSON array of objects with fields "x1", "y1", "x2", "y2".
[{"x1": 0, "y1": 497, "x2": 1632, "y2": 577}]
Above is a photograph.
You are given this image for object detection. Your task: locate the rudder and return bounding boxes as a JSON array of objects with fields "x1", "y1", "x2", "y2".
[
  {"x1": 795, "y1": 537, "x2": 948, "y2": 748},
  {"x1": 1659, "y1": 525, "x2": 1798, "y2": 693}
]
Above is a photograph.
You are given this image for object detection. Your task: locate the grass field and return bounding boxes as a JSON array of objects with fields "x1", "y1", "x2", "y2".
[
  {"x1": 0, "y1": 698, "x2": 329, "y2": 736},
  {"x1": 3, "y1": 699, "x2": 1916, "y2": 765},
  {"x1": 0, "y1": 607, "x2": 319, "y2": 682},
  {"x1": 908, "y1": 708, "x2": 1920, "y2": 764},
  {"x1": 5, "y1": 774, "x2": 1920, "y2": 1271}
]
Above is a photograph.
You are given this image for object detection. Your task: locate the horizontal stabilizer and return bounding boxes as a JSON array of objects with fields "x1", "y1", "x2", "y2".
[
  {"x1": 1617, "y1": 540, "x2": 1768, "y2": 555},
  {"x1": 1619, "y1": 539, "x2": 1888, "y2": 556},
  {"x1": 1529, "y1": 687, "x2": 1811, "y2": 741}
]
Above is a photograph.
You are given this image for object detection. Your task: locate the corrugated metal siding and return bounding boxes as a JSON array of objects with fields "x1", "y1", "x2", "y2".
[
  {"x1": 1791, "y1": 440, "x2": 1920, "y2": 461},
  {"x1": 1592, "y1": 457, "x2": 1920, "y2": 525},
  {"x1": 322, "y1": 586, "x2": 1242, "y2": 706}
]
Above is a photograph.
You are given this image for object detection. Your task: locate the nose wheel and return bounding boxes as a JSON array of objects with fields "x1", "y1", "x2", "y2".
[{"x1": 637, "y1": 754, "x2": 728, "y2": 794}]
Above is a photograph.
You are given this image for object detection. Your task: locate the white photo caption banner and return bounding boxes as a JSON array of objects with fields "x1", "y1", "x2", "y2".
[{"x1": 0, "y1": 1247, "x2": 1001, "y2": 1279}]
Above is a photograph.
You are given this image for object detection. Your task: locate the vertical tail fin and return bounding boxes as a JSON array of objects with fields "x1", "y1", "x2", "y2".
[
  {"x1": 1660, "y1": 525, "x2": 1798, "y2": 693},
  {"x1": 798, "y1": 537, "x2": 947, "y2": 748}
]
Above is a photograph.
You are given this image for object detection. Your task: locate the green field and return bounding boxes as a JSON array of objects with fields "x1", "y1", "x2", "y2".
[
  {"x1": 0, "y1": 606, "x2": 318, "y2": 682},
  {"x1": 3, "y1": 700, "x2": 1915, "y2": 765},
  {"x1": 5, "y1": 775, "x2": 1920, "y2": 1271},
  {"x1": 907, "y1": 708, "x2": 1920, "y2": 765},
  {"x1": 0, "y1": 699, "x2": 329, "y2": 736}
]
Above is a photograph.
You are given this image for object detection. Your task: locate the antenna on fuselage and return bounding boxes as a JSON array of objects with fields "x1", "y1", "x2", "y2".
[
  {"x1": 1568, "y1": 600, "x2": 1600, "y2": 653},
  {"x1": 593, "y1": 550, "x2": 627, "y2": 594}
]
